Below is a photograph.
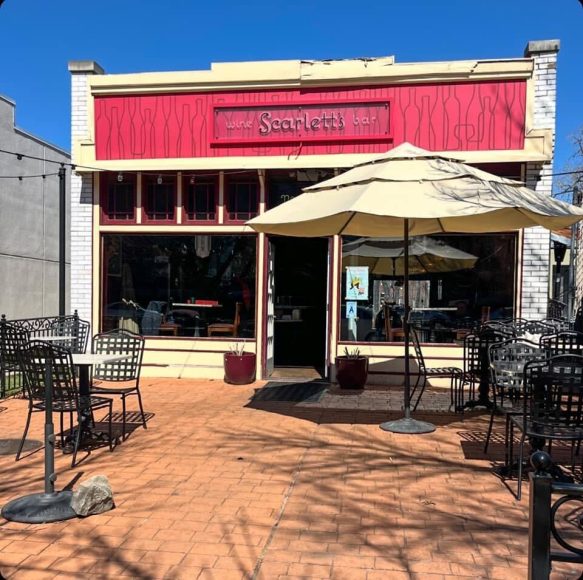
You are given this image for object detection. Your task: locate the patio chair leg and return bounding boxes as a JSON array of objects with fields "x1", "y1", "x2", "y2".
[
  {"x1": 15, "y1": 405, "x2": 33, "y2": 461},
  {"x1": 108, "y1": 402, "x2": 114, "y2": 451},
  {"x1": 516, "y1": 431, "x2": 527, "y2": 501},
  {"x1": 71, "y1": 413, "x2": 83, "y2": 468},
  {"x1": 122, "y1": 395, "x2": 127, "y2": 440},
  {"x1": 136, "y1": 388, "x2": 147, "y2": 430},
  {"x1": 60, "y1": 413, "x2": 65, "y2": 447},
  {"x1": 506, "y1": 417, "x2": 514, "y2": 481},
  {"x1": 484, "y1": 407, "x2": 496, "y2": 454}
]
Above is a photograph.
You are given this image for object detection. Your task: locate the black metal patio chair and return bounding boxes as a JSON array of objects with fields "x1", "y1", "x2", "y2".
[
  {"x1": 17, "y1": 340, "x2": 114, "y2": 466},
  {"x1": 461, "y1": 326, "x2": 514, "y2": 408},
  {"x1": 90, "y1": 329, "x2": 146, "y2": 440},
  {"x1": 409, "y1": 327, "x2": 463, "y2": 411},
  {"x1": 507, "y1": 354, "x2": 583, "y2": 500},
  {"x1": 0, "y1": 322, "x2": 29, "y2": 398},
  {"x1": 540, "y1": 331, "x2": 583, "y2": 357},
  {"x1": 484, "y1": 338, "x2": 546, "y2": 454},
  {"x1": 48, "y1": 316, "x2": 90, "y2": 353}
]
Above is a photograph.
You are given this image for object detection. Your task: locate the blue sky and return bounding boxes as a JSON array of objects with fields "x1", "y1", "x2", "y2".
[{"x1": 0, "y1": 0, "x2": 581, "y2": 181}]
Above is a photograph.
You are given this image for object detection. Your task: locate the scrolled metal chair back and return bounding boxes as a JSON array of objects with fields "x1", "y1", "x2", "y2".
[
  {"x1": 541, "y1": 318, "x2": 571, "y2": 333},
  {"x1": 18, "y1": 340, "x2": 78, "y2": 404},
  {"x1": 514, "y1": 320, "x2": 555, "y2": 338}
]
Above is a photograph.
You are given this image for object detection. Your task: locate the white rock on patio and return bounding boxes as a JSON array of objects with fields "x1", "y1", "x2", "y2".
[{"x1": 71, "y1": 475, "x2": 115, "y2": 517}]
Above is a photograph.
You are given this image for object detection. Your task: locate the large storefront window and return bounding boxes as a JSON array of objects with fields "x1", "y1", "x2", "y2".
[
  {"x1": 340, "y1": 234, "x2": 517, "y2": 343},
  {"x1": 102, "y1": 234, "x2": 256, "y2": 338}
]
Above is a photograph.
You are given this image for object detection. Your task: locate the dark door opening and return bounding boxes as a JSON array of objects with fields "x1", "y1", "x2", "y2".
[{"x1": 270, "y1": 236, "x2": 328, "y2": 376}]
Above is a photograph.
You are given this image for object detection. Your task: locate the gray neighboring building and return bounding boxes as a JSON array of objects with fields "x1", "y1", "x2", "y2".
[{"x1": 0, "y1": 94, "x2": 70, "y2": 319}]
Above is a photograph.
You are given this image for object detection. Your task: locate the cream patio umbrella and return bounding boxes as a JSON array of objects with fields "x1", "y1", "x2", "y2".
[
  {"x1": 247, "y1": 142, "x2": 583, "y2": 434},
  {"x1": 342, "y1": 236, "x2": 478, "y2": 276}
]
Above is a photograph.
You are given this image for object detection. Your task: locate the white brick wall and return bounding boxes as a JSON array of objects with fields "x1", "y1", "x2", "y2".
[
  {"x1": 70, "y1": 72, "x2": 94, "y2": 326},
  {"x1": 520, "y1": 48, "x2": 558, "y2": 319}
]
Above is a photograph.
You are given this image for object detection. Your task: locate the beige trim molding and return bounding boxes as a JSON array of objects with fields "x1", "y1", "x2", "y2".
[
  {"x1": 74, "y1": 133, "x2": 552, "y2": 174},
  {"x1": 89, "y1": 57, "x2": 534, "y2": 95}
]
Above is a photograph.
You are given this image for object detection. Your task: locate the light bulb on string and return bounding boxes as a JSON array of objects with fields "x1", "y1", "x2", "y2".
[
  {"x1": 117, "y1": 172, "x2": 123, "y2": 182},
  {"x1": 157, "y1": 174, "x2": 163, "y2": 185},
  {"x1": 190, "y1": 176, "x2": 195, "y2": 185}
]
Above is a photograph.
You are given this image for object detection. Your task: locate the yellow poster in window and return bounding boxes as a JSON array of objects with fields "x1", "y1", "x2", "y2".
[{"x1": 345, "y1": 266, "x2": 369, "y2": 301}]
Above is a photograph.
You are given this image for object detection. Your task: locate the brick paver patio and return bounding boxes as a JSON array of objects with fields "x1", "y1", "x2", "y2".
[{"x1": 0, "y1": 379, "x2": 580, "y2": 579}]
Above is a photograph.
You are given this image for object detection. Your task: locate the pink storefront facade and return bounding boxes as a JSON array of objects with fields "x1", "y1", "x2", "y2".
[{"x1": 69, "y1": 40, "x2": 559, "y2": 382}]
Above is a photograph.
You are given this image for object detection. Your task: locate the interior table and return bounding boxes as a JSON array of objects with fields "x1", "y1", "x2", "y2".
[{"x1": 170, "y1": 303, "x2": 223, "y2": 336}]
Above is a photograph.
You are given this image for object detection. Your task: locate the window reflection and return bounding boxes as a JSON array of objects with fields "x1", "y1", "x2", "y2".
[
  {"x1": 340, "y1": 234, "x2": 517, "y2": 343},
  {"x1": 102, "y1": 235, "x2": 256, "y2": 338}
]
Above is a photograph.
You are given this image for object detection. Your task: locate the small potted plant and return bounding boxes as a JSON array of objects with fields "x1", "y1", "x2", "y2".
[
  {"x1": 224, "y1": 342, "x2": 257, "y2": 385},
  {"x1": 335, "y1": 347, "x2": 369, "y2": 389}
]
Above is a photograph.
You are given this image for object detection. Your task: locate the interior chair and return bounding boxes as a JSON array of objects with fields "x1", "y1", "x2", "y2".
[
  {"x1": 90, "y1": 329, "x2": 146, "y2": 440},
  {"x1": 507, "y1": 354, "x2": 583, "y2": 500},
  {"x1": 48, "y1": 315, "x2": 90, "y2": 353},
  {"x1": 409, "y1": 327, "x2": 463, "y2": 411},
  {"x1": 540, "y1": 331, "x2": 583, "y2": 357},
  {"x1": 383, "y1": 303, "x2": 405, "y2": 342},
  {"x1": 0, "y1": 322, "x2": 29, "y2": 398},
  {"x1": 17, "y1": 340, "x2": 114, "y2": 466},
  {"x1": 140, "y1": 301, "x2": 165, "y2": 336},
  {"x1": 484, "y1": 338, "x2": 546, "y2": 454},
  {"x1": 207, "y1": 302, "x2": 241, "y2": 337}
]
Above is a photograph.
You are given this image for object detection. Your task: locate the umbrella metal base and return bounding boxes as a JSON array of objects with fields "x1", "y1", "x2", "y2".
[
  {"x1": 2, "y1": 491, "x2": 77, "y2": 524},
  {"x1": 380, "y1": 417, "x2": 436, "y2": 434}
]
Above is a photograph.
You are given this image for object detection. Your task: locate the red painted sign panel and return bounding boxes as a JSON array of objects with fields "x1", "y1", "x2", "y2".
[
  {"x1": 94, "y1": 80, "x2": 526, "y2": 160},
  {"x1": 212, "y1": 101, "x2": 390, "y2": 144}
]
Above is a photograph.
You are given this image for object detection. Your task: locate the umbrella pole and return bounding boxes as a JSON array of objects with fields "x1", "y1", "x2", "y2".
[{"x1": 380, "y1": 219, "x2": 435, "y2": 435}]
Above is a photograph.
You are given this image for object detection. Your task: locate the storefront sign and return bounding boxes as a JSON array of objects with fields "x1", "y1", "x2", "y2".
[
  {"x1": 345, "y1": 266, "x2": 369, "y2": 301},
  {"x1": 213, "y1": 101, "x2": 390, "y2": 145}
]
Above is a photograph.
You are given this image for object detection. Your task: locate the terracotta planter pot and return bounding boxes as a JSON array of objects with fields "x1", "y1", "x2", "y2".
[
  {"x1": 336, "y1": 356, "x2": 369, "y2": 389},
  {"x1": 224, "y1": 352, "x2": 257, "y2": 385}
]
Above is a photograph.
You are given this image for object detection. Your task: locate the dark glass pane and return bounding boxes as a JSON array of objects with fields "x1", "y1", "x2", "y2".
[
  {"x1": 144, "y1": 178, "x2": 176, "y2": 221},
  {"x1": 105, "y1": 181, "x2": 135, "y2": 221},
  {"x1": 227, "y1": 180, "x2": 258, "y2": 221},
  {"x1": 185, "y1": 181, "x2": 216, "y2": 221},
  {"x1": 339, "y1": 234, "x2": 517, "y2": 344},
  {"x1": 102, "y1": 234, "x2": 256, "y2": 338}
]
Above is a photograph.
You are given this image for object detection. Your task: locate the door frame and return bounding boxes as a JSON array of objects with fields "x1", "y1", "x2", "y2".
[{"x1": 261, "y1": 235, "x2": 332, "y2": 379}]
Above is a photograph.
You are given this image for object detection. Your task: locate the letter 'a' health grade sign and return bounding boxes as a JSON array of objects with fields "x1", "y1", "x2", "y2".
[{"x1": 212, "y1": 100, "x2": 390, "y2": 145}]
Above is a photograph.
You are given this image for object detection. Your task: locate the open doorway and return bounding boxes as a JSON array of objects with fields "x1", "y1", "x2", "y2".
[{"x1": 266, "y1": 236, "x2": 329, "y2": 380}]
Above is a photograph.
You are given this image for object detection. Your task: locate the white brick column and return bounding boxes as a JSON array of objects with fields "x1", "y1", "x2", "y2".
[
  {"x1": 69, "y1": 61, "x2": 104, "y2": 326},
  {"x1": 520, "y1": 40, "x2": 559, "y2": 319}
]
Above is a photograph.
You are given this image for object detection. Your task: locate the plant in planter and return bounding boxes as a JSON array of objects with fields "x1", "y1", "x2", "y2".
[
  {"x1": 335, "y1": 347, "x2": 369, "y2": 389},
  {"x1": 224, "y1": 341, "x2": 257, "y2": 385}
]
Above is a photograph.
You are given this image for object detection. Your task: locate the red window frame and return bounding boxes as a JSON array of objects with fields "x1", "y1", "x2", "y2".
[
  {"x1": 182, "y1": 175, "x2": 219, "y2": 224},
  {"x1": 100, "y1": 172, "x2": 137, "y2": 225},
  {"x1": 142, "y1": 173, "x2": 177, "y2": 224},
  {"x1": 225, "y1": 173, "x2": 259, "y2": 224}
]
